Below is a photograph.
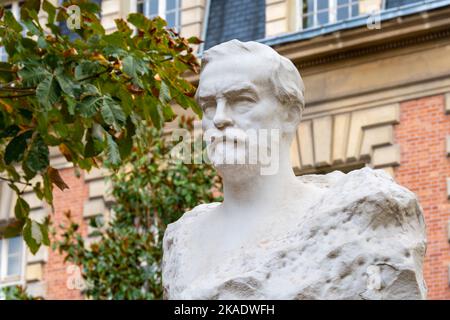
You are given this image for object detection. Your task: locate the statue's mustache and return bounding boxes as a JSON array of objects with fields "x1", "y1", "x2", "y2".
[{"x1": 207, "y1": 130, "x2": 248, "y2": 148}]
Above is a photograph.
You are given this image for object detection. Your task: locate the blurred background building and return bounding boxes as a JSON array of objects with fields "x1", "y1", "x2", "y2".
[{"x1": 0, "y1": 0, "x2": 450, "y2": 299}]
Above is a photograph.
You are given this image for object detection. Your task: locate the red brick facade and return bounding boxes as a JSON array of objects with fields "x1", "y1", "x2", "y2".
[
  {"x1": 394, "y1": 94, "x2": 450, "y2": 300},
  {"x1": 43, "y1": 168, "x2": 88, "y2": 300}
]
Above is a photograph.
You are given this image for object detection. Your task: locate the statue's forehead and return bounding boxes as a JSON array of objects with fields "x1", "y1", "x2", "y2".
[{"x1": 198, "y1": 58, "x2": 271, "y2": 96}]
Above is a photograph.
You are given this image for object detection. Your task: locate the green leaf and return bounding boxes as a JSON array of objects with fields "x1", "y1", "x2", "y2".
[
  {"x1": 43, "y1": 0, "x2": 56, "y2": 25},
  {"x1": 56, "y1": 70, "x2": 79, "y2": 97},
  {"x1": 75, "y1": 61, "x2": 102, "y2": 81},
  {"x1": 23, "y1": 134, "x2": 49, "y2": 175},
  {"x1": 84, "y1": 131, "x2": 104, "y2": 158},
  {"x1": 14, "y1": 197, "x2": 30, "y2": 220},
  {"x1": 175, "y1": 94, "x2": 202, "y2": 117},
  {"x1": 117, "y1": 87, "x2": 133, "y2": 115},
  {"x1": 114, "y1": 19, "x2": 132, "y2": 36},
  {"x1": 40, "y1": 222, "x2": 50, "y2": 246},
  {"x1": 187, "y1": 36, "x2": 203, "y2": 44},
  {"x1": 105, "y1": 133, "x2": 121, "y2": 165},
  {"x1": 78, "y1": 1, "x2": 101, "y2": 14},
  {"x1": 159, "y1": 81, "x2": 171, "y2": 103},
  {"x1": 42, "y1": 172, "x2": 53, "y2": 204},
  {"x1": 4, "y1": 221, "x2": 25, "y2": 238},
  {"x1": 78, "y1": 96, "x2": 102, "y2": 117},
  {"x1": 127, "y1": 13, "x2": 148, "y2": 30},
  {"x1": 18, "y1": 66, "x2": 51, "y2": 87},
  {"x1": 80, "y1": 84, "x2": 101, "y2": 99},
  {"x1": 100, "y1": 96, "x2": 126, "y2": 131},
  {"x1": 64, "y1": 96, "x2": 78, "y2": 115},
  {"x1": 0, "y1": 125, "x2": 20, "y2": 139},
  {"x1": 20, "y1": 0, "x2": 41, "y2": 21},
  {"x1": 36, "y1": 74, "x2": 60, "y2": 110},
  {"x1": 4, "y1": 11, "x2": 23, "y2": 33},
  {"x1": 0, "y1": 62, "x2": 14, "y2": 82},
  {"x1": 22, "y1": 20, "x2": 41, "y2": 36},
  {"x1": 4, "y1": 131, "x2": 32, "y2": 165},
  {"x1": 117, "y1": 118, "x2": 135, "y2": 160},
  {"x1": 23, "y1": 219, "x2": 44, "y2": 254},
  {"x1": 122, "y1": 55, "x2": 147, "y2": 81}
]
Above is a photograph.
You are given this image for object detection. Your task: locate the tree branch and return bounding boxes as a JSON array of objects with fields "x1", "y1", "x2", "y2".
[
  {"x1": 0, "y1": 86, "x2": 36, "y2": 91},
  {"x1": 78, "y1": 68, "x2": 112, "y2": 82},
  {"x1": 0, "y1": 92, "x2": 35, "y2": 99},
  {"x1": 0, "y1": 68, "x2": 17, "y2": 73},
  {"x1": 0, "y1": 176, "x2": 32, "y2": 186}
]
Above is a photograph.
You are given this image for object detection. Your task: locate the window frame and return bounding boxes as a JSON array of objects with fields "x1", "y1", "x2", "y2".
[
  {"x1": 135, "y1": 0, "x2": 181, "y2": 31},
  {"x1": 0, "y1": 236, "x2": 26, "y2": 289},
  {"x1": 297, "y1": 0, "x2": 386, "y2": 31}
]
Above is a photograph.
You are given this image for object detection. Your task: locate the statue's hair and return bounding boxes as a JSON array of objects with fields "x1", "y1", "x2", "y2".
[{"x1": 197, "y1": 39, "x2": 305, "y2": 114}]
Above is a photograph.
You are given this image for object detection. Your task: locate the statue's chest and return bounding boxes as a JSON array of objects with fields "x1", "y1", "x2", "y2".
[{"x1": 166, "y1": 234, "x2": 324, "y2": 299}]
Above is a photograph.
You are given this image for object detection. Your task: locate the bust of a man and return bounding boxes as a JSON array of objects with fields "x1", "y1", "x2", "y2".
[{"x1": 162, "y1": 40, "x2": 427, "y2": 300}]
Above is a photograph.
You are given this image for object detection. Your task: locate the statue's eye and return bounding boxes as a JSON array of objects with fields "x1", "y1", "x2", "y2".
[
  {"x1": 233, "y1": 96, "x2": 255, "y2": 113},
  {"x1": 235, "y1": 96, "x2": 256, "y2": 103},
  {"x1": 202, "y1": 102, "x2": 216, "y2": 119}
]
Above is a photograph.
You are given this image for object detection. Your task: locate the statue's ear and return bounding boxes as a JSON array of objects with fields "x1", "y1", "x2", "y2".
[{"x1": 282, "y1": 104, "x2": 301, "y2": 134}]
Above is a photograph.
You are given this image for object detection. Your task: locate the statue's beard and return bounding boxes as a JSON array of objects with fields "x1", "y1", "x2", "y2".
[
  {"x1": 205, "y1": 127, "x2": 282, "y2": 179},
  {"x1": 206, "y1": 138, "x2": 270, "y2": 180}
]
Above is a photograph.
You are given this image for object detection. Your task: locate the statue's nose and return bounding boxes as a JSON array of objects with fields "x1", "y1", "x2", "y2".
[{"x1": 213, "y1": 101, "x2": 234, "y2": 129}]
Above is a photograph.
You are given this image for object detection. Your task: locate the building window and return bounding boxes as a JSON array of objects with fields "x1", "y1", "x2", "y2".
[
  {"x1": 0, "y1": 1, "x2": 23, "y2": 62},
  {"x1": 137, "y1": 0, "x2": 181, "y2": 31},
  {"x1": 300, "y1": 0, "x2": 384, "y2": 30},
  {"x1": 0, "y1": 236, "x2": 25, "y2": 288}
]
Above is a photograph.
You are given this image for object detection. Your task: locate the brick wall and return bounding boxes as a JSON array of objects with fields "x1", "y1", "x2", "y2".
[
  {"x1": 394, "y1": 94, "x2": 450, "y2": 300},
  {"x1": 43, "y1": 168, "x2": 89, "y2": 300}
]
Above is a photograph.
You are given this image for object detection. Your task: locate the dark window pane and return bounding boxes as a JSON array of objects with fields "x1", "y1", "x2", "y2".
[
  {"x1": 167, "y1": 0, "x2": 177, "y2": 10},
  {"x1": 7, "y1": 256, "x2": 21, "y2": 277},
  {"x1": 303, "y1": 0, "x2": 314, "y2": 14},
  {"x1": 338, "y1": 0, "x2": 349, "y2": 5},
  {"x1": 317, "y1": 0, "x2": 329, "y2": 10},
  {"x1": 303, "y1": 13, "x2": 314, "y2": 29},
  {"x1": 8, "y1": 237, "x2": 22, "y2": 255},
  {"x1": 137, "y1": 2, "x2": 144, "y2": 13},
  {"x1": 386, "y1": 0, "x2": 422, "y2": 9},
  {"x1": 149, "y1": 0, "x2": 159, "y2": 15},
  {"x1": 337, "y1": 6, "x2": 349, "y2": 21},
  {"x1": 317, "y1": 11, "x2": 329, "y2": 25},
  {"x1": 166, "y1": 12, "x2": 176, "y2": 28},
  {"x1": 351, "y1": 3, "x2": 359, "y2": 17}
]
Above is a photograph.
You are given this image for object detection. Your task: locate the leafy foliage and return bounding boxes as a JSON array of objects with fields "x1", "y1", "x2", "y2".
[
  {"x1": 2, "y1": 285, "x2": 44, "y2": 300},
  {"x1": 55, "y1": 119, "x2": 222, "y2": 299},
  {"x1": 0, "y1": 0, "x2": 201, "y2": 253}
]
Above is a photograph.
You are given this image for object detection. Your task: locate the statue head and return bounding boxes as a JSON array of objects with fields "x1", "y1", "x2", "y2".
[{"x1": 196, "y1": 40, "x2": 305, "y2": 178}]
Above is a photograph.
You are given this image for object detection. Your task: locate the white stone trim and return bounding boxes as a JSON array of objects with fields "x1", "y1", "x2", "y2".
[
  {"x1": 292, "y1": 103, "x2": 400, "y2": 173},
  {"x1": 446, "y1": 178, "x2": 450, "y2": 200},
  {"x1": 445, "y1": 92, "x2": 450, "y2": 114},
  {"x1": 447, "y1": 220, "x2": 450, "y2": 243},
  {"x1": 446, "y1": 135, "x2": 450, "y2": 157}
]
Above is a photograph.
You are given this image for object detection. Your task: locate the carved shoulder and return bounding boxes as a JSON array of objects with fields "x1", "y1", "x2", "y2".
[
  {"x1": 162, "y1": 202, "x2": 221, "y2": 299},
  {"x1": 303, "y1": 167, "x2": 427, "y2": 299}
]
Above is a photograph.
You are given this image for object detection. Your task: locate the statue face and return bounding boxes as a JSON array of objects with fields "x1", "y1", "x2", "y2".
[{"x1": 198, "y1": 54, "x2": 286, "y2": 175}]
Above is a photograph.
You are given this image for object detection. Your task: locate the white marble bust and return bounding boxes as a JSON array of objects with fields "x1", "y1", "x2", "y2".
[{"x1": 162, "y1": 40, "x2": 427, "y2": 300}]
